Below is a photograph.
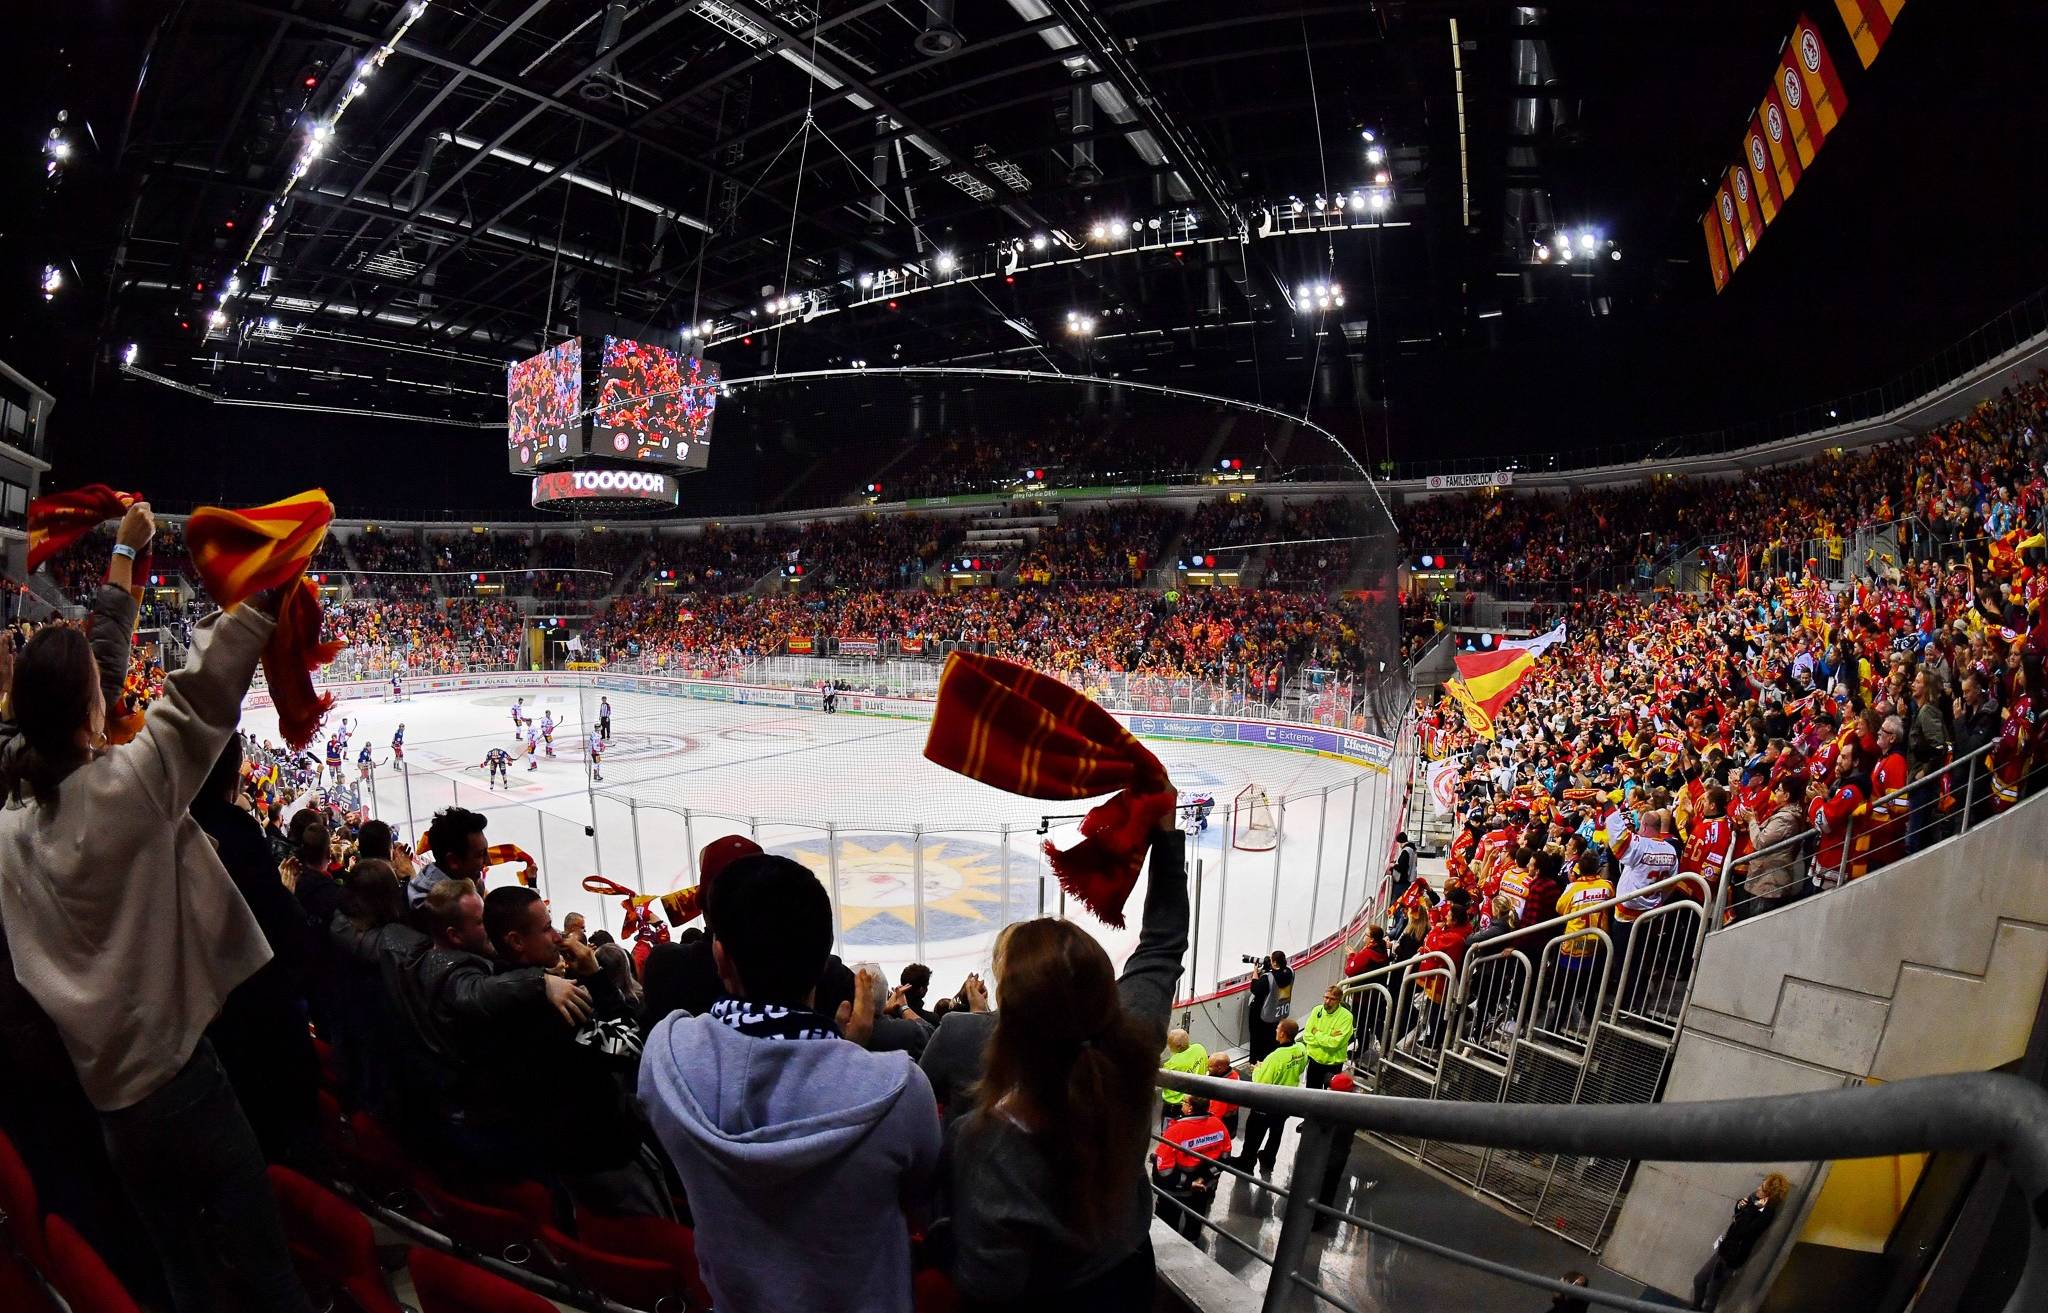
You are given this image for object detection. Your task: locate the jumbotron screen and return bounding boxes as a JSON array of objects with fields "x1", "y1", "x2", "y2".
[
  {"x1": 506, "y1": 338, "x2": 582, "y2": 472},
  {"x1": 594, "y1": 336, "x2": 719, "y2": 468}
]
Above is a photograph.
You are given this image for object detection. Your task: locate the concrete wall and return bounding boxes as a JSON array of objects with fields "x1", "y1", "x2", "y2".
[{"x1": 1602, "y1": 790, "x2": 2048, "y2": 1301}]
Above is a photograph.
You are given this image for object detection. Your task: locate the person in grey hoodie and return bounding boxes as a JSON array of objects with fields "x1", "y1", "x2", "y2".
[{"x1": 639, "y1": 854, "x2": 940, "y2": 1313}]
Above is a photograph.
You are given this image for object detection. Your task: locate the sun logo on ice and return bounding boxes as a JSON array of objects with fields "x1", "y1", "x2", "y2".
[{"x1": 771, "y1": 834, "x2": 1027, "y2": 948}]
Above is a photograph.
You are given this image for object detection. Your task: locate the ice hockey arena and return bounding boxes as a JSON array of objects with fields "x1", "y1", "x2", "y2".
[{"x1": 4, "y1": 3, "x2": 2048, "y2": 1312}]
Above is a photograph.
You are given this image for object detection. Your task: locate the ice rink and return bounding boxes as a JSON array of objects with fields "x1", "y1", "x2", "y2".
[{"x1": 242, "y1": 682, "x2": 1399, "y2": 995}]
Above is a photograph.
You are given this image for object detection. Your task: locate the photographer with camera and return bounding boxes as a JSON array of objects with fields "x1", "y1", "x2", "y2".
[{"x1": 1244, "y1": 949, "x2": 1293, "y2": 1063}]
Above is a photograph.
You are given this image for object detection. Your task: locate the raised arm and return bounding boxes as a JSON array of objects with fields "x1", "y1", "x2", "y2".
[{"x1": 1115, "y1": 821, "x2": 1189, "y2": 1037}]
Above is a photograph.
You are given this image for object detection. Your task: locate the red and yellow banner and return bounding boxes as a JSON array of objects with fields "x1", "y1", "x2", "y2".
[
  {"x1": 1727, "y1": 164, "x2": 1764, "y2": 253},
  {"x1": 1451, "y1": 647, "x2": 1538, "y2": 722},
  {"x1": 1779, "y1": 14, "x2": 1847, "y2": 157},
  {"x1": 1760, "y1": 84, "x2": 1804, "y2": 199},
  {"x1": 1702, "y1": 208, "x2": 1731, "y2": 294},
  {"x1": 1833, "y1": 0, "x2": 1905, "y2": 68},
  {"x1": 786, "y1": 635, "x2": 814, "y2": 654},
  {"x1": 1743, "y1": 114, "x2": 1784, "y2": 225},
  {"x1": 1715, "y1": 181, "x2": 1747, "y2": 270}
]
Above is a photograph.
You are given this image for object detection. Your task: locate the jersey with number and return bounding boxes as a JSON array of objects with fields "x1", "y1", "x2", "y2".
[
  {"x1": 588, "y1": 732, "x2": 603, "y2": 757},
  {"x1": 485, "y1": 748, "x2": 511, "y2": 769}
]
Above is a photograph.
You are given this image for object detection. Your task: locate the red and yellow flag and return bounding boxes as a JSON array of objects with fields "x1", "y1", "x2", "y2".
[
  {"x1": 1786, "y1": 14, "x2": 1848, "y2": 144},
  {"x1": 1773, "y1": 44, "x2": 1823, "y2": 167},
  {"x1": 1833, "y1": 0, "x2": 1905, "y2": 69},
  {"x1": 1727, "y1": 165, "x2": 1764, "y2": 254},
  {"x1": 1743, "y1": 114, "x2": 1784, "y2": 225},
  {"x1": 1452, "y1": 647, "x2": 1538, "y2": 723},
  {"x1": 1760, "y1": 84, "x2": 1804, "y2": 197},
  {"x1": 1444, "y1": 676, "x2": 1497, "y2": 741},
  {"x1": 1702, "y1": 208, "x2": 1731, "y2": 294},
  {"x1": 1715, "y1": 181, "x2": 1747, "y2": 269}
]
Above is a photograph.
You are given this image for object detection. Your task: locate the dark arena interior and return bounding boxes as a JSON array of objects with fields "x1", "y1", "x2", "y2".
[{"x1": 3, "y1": 3, "x2": 2048, "y2": 1311}]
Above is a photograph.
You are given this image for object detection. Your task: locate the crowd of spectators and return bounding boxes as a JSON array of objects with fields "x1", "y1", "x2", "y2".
[
  {"x1": 1019, "y1": 503, "x2": 1182, "y2": 585},
  {"x1": 0, "y1": 525, "x2": 1199, "y2": 1307}
]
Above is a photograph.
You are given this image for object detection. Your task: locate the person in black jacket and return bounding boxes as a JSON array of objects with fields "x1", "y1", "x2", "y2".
[
  {"x1": 190, "y1": 735, "x2": 324, "y2": 1172},
  {"x1": 460, "y1": 885, "x2": 669, "y2": 1217},
  {"x1": 1245, "y1": 951, "x2": 1293, "y2": 1063},
  {"x1": 1692, "y1": 1173, "x2": 1788, "y2": 1310},
  {"x1": 1952, "y1": 674, "x2": 2002, "y2": 827}
]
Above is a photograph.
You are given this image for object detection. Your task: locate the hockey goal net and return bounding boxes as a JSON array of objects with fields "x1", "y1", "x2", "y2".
[{"x1": 1232, "y1": 784, "x2": 1279, "y2": 852}]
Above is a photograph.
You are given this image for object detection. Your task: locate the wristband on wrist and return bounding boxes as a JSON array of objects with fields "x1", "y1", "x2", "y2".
[{"x1": 111, "y1": 543, "x2": 139, "y2": 561}]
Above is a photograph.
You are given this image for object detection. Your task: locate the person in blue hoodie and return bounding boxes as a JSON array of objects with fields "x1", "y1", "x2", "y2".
[{"x1": 638, "y1": 854, "x2": 940, "y2": 1313}]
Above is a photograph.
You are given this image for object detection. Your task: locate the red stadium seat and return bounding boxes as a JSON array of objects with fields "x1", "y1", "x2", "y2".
[
  {"x1": 343, "y1": 1111, "x2": 416, "y2": 1205},
  {"x1": 0, "y1": 1127, "x2": 51, "y2": 1273},
  {"x1": 412, "y1": 1175, "x2": 543, "y2": 1268},
  {"x1": 575, "y1": 1208, "x2": 714, "y2": 1309},
  {"x1": 470, "y1": 1178, "x2": 555, "y2": 1229},
  {"x1": 539, "y1": 1223, "x2": 697, "y2": 1310},
  {"x1": 316, "y1": 1088, "x2": 351, "y2": 1166},
  {"x1": 267, "y1": 1165, "x2": 403, "y2": 1313},
  {"x1": 42, "y1": 1215, "x2": 140, "y2": 1313},
  {"x1": 406, "y1": 1245, "x2": 557, "y2": 1313},
  {"x1": 915, "y1": 1267, "x2": 963, "y2": 1313}
]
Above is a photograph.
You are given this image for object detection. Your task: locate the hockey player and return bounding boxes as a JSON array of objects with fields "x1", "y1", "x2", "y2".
[
  {"x1": 540, "y1": 710, "x2": 557, "y2": 757},
  {"x1": 512, "y1": 697, "x2": 527, "y2": 737},
  {"x1": 1188, "y1": 793, "x2": 1216, "y2": 835},
  {"x1": 481, "y1": 745, "x2": 512, "y2": 790},
  {"x1": 324, "y1": 733, "x2": 344, "y2": 786},
  {"x1": 525, "y1": 724, "x2": 540, "y2": 771},
  {"x1": 588, "y1": 728, "x2": 605, "y2": 782},
  {"x1": 390, "y1": 673, "x2": 405, "y2": 702},
  {"x1": 356, "y1": 743, "x2": 380, "y2": 786},
  {"x1": 391, "y1": 723, "x2": 405, "y2": 764}
]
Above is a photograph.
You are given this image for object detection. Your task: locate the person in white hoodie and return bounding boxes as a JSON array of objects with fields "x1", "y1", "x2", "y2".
[{"x1": 639, "y1": 853, "x2": 940, "y2": 1313}]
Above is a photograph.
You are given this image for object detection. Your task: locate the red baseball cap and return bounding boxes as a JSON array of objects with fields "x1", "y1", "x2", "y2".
[
  {"x1": 1328, "y1": 1072, "x2": 1357, "y2": 1093},
  {"x1": 699, "y1": 834, "x2": 763, "y2": 887}
]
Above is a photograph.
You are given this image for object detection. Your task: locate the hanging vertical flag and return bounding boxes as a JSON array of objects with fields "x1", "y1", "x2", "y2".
[
  {"x1": 1774, "y1": 43, "x2": 1822, "y2": 166},
  {"x1": 1728, "y1": 164, "x2": 1764, "y2": 252},
  {"x1": 1833, "y1": 0, "x2": 1905, "y2": 68},
  {"x1": 1744, "y1": 113, "x2": 1784, "y2": 225},
  {"x1": 1715, "y1": 181, "x2": 1747, "y2": 270},
  {"x1": 1791, "y1": 14, "x2": 1849, "y2": 138},
  {"x1": 1703, "y1": 207, "x2": 1731, "y2": 293},
  {"x1": 1760, "y1": 85, "x2": 1804, "y2": 197}
]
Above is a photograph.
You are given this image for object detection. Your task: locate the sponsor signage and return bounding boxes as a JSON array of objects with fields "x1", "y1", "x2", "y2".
[
  {"x1": 787, "y1": 636, "x2": 815, "y2": 654},
  {"x1": 1423, "y1": 471, "x2": 1513, "y2": 491},
  {"x1": 840, "y1": 638, "x2": 881, "y2": 656},
  {"x1": 530, "y1": 468, "x2": 680, "y2": 508}
]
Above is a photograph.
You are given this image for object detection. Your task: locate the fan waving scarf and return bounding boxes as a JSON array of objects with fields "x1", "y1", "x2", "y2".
[
  {"x1": 582, "y1": 875, "x2": 704, "y2": 930},
  {"x1": 922, "y1": 651, "x2": 1174, "y2": 927},
  {"x1": 409, "y1": 837, "x2": 540, "y2": 889},
  {"x1": 184, "y1": 490, "x2": 342, "y2": 749}
]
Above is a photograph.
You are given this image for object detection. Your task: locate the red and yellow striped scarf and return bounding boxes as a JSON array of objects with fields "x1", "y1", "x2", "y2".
[{"x1": 922, "y1": 651, "x2": 1174, "y2": 927}]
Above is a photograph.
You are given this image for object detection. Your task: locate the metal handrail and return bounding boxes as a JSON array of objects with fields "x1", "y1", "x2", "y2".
[{"x1": 1154, "y1": 1067, "x2": 2048, "y2": 1313}]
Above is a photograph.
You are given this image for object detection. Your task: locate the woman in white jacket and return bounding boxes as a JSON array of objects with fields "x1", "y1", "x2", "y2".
[{"x1": 0, "y1": 503, "x2": 310, "y2": 1313}]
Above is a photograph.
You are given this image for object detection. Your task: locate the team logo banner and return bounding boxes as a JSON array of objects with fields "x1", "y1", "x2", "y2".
[
  {"x1": 1424, "y1": 472, "x2": 1514, "y2": 491},
  {"x1": 1426, "y1": 758, "x2": 1462, "y2": 817}
]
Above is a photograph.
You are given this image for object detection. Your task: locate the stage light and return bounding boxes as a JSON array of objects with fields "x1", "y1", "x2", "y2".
[
  {"x1": 1369, "y1": 191, "x2": 1388, "y2": 213},
  {"x1": 303, "y1": 74, "x2": 319, "y2": 89},
  {"x1": 264, "y1": 316, "x2": 280, "y2": 332},
  {"x1": 1536, "y1": 246, "x2": 1550, "y2": 262},
  {"x1": 39, "y1": 266, "x2": 61, "y2": 299},
  {"x1": 123, "y1": 343, "x2": 138, "y2": 366},
  {"x1": 1610, "y1": 249, "x2": 1622, "y2": 261},
  {"x1": 1558, "y1": 247, "x2": 1573, "y2": 263},
  {"x1": 1147, "y1": 217, "x2": 1161, "y2": 230},
  {"x1": 1366, "y1": 145, "x2": 1385, "y2": 165},
  {"x1": 1105, "y1": 217, "x2": 1124, "y2": 235},
  {"x1": 1297, "y1": 284, "x2": 1311, "y2": 301},
  {"x1": 1313, "y1": 195, "x2": 1326, "y2": 211},
  {"x1": 1334, "y1": 295, "x2": 1345, "y2": 307},
  {"x1": 1374, "y1": 170, "x2": 1390, "y2": 185},
  {"x1": 1554, "y1": 232, "x2": 1571, "y2": 251},
  {"x1": 1290, "y1": 197, "x2": 1304, "y2": 214},
  {"x1": 1579, "y1": 231, "x2": 1596, "y2": 252},
  {"x1": 934, "y1": 251, "x2": 955, "y2": 272},
  {"x1": 1361, "y1": 129, "x2": 1376, "y2": 143},
  {"x1": 1030, "y1": 233, "x2": 1049, "y2": 250},
  {"x1": 208, "y1": 308, "x2": 226, "y2": 327},
  {"x1": 701, "y1": 320, "x2": 713, "y2": 334},
  {"x1": 858, "y1": 271, "x2": 874, "y2": 287},
  {"x1": 1090, "y1": 222, "x2": 1107, "y2": 240},
  {"x1": 48, "y1": 138, "x2": 71, "y2": 162}
]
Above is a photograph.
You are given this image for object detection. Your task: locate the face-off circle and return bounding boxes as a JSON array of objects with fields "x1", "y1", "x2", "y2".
[{"x1": 771, "y1": 834, "x2": 1041, "y2": 949}]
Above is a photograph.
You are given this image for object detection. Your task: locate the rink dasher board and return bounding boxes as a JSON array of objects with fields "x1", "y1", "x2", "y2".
[{"x1": 246, "y1": 669, "x2": 1395, "y2": 773}]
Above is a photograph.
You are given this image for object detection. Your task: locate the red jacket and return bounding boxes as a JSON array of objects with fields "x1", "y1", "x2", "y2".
[
  {"x1": 1809, "y1": 782, "x2": 1865, "y2": 878},
  {"x1": 1418, "y1": 921, "x2": 1474, "y2": 1002},
  {"x1": 1343, "y1": 944, "x2": 1389, "y2": 978},
  {"x1": 1153, "y1": 1113, "x2": 1233, "y2": 1176}
]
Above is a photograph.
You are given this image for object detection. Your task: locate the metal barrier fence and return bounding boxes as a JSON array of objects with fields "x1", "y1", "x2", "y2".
[{"x1": 1150, "y1": 1066, "x2": 2048, "y2": 1313}]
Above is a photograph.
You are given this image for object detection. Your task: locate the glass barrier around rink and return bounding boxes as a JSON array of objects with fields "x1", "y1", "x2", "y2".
[{"x1": 340, "y1": 668, "x2": 1416, "y2": 997}]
